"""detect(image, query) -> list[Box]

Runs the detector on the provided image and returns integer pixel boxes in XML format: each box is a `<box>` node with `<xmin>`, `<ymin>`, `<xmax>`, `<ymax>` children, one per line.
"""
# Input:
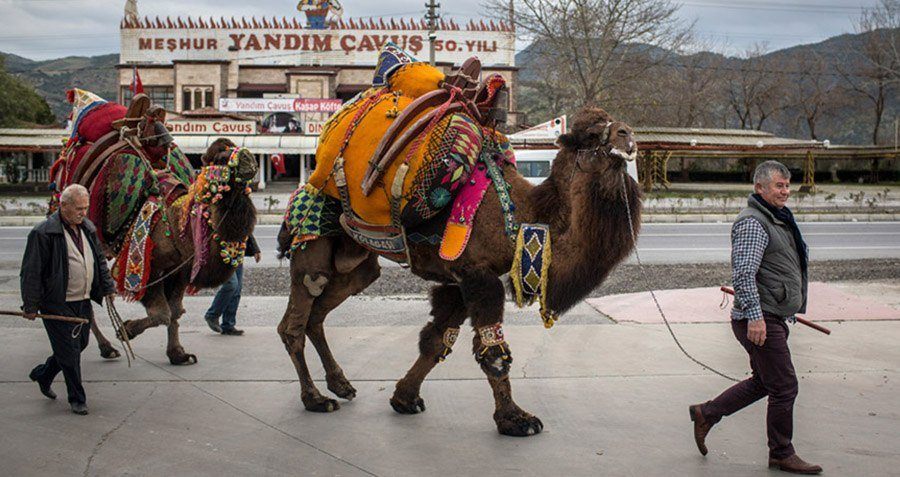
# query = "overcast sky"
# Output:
<box><xmin>0</xmin><ymin>0</ymin><xmax>882</xmax><ymax>61</ymax></box>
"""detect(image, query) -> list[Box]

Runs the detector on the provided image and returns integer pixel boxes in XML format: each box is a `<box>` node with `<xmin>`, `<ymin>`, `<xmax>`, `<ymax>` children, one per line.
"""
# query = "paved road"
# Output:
<box><xmin>3</xmin><ymin>222</ymin><xmax>896</xmax><ymax>271</ymax></box>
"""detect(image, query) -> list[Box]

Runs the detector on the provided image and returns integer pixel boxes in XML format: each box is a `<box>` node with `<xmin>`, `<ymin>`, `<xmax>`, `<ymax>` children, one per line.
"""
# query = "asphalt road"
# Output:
<box><xmin>0</xmin><ymin>222</ymin><xmax>900</xmax><ymax>269</ymax></box>
<box><xmin>3</xmin><ymin>221</ymin><xmax>895</xmax><ymax>270</ymax></box>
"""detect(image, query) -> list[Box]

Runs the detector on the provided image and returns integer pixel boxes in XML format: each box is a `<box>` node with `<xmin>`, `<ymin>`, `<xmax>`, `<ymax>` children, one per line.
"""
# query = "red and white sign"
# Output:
<box><xmin>304</xmin><ymin>121</ymin><xmax>326</xmax><ymax>135</ymax></box>
<box><xmin>168</xmin><ymin>120</ymin><xmax>256</xmax><ymax>135</ymax></box>
<box><xmin>219</xmin><ymin>98</ymin><xmax>343</xmax><ymax>114</ymax></box>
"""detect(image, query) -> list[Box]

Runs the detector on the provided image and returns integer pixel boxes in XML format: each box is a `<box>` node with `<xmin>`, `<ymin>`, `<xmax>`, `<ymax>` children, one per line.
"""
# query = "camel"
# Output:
<box><xmin>90</xmin><ymin>138</ymin><xmax>258</xmax><ymax>364</ymax></box>
<box><xmin>50</xmin><ymin>92</ymin><xmax>258</xmax><ymax>364</ymax></box>
<box><xmin>277</xmin><ymin>106</ymin><xmax>641</xmax><ymax>436</ymax></box>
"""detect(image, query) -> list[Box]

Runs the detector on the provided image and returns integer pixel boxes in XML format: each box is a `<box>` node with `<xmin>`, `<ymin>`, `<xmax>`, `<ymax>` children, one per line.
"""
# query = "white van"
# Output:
<box><xmin>514</xmin><ymin>149</ymin><xmax>555</xmax><ymax>184</ymax></box>
<box><xmin>513</xmin><ymin>147</ymin><xmax>639</xmax><ymax>184</ymax></box>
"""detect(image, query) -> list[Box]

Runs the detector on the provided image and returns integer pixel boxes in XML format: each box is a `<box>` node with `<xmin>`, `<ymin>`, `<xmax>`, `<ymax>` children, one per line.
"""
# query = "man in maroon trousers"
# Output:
<box><xmin>689</xmin><ymin>161</ymin><xmax>822</xmax><ymax>474</ymax></box>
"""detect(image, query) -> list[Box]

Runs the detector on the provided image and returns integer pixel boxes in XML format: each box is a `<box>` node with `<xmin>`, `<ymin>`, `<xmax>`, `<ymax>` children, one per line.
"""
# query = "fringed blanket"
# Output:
<box><xmin>510</xmin><ymin>224</ymin><xmax>557</xmax><ymax>328</ymax></box>
<box><xmin>282</xmin><ymin>183</ymin><xmax>343</xmax><ymax>255</ymax></box>
<box><xmin>114</xmin><ymin>197</ymin><xmax>160</xmax><ymax>301</ymax></box>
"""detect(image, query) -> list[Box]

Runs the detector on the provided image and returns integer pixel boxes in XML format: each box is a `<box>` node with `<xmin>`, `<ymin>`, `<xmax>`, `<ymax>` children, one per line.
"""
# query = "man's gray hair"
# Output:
<box><xmin>60</xmin><ymin>184</ymin><xmax>89</xmax><ymax>204</ymax></box>
<box><xmin>753</xmin><ymin>160</ymin><xmax>791</xmax><ymax>185</ymax></box>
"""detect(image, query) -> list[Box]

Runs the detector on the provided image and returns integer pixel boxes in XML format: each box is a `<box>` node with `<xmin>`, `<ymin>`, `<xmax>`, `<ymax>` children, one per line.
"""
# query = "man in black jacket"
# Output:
<box><xmin>21</xmin><ymin>184</ymin><xmax>116</xmax><ymax>415</ymax></box>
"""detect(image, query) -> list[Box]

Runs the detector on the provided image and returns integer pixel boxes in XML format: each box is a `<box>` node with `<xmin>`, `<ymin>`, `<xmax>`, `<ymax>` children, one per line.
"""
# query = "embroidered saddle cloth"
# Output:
<box><xmin>305</xmin><ymin>44</ymin><xmax>512</xmax><ymax>260</ymax></box>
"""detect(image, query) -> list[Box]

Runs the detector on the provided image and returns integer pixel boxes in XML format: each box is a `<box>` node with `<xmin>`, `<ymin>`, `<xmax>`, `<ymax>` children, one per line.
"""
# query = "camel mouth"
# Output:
<box><xmin>609</xmin><ymin>147</ymin><xmax>637</xmax><ymax>162</ymax></box>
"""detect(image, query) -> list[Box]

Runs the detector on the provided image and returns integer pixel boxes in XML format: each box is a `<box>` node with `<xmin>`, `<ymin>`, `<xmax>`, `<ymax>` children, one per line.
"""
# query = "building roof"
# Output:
<box><xmin>633</xmin><ymin>127</ymin><xmax>821</xmax><ymax>150</ymax></box>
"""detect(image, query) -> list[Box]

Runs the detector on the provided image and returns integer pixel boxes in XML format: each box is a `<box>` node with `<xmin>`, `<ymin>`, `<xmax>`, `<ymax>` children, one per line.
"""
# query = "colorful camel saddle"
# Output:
<box><xmin>298</xmin><ymin>43</ymin><xmax>513</xmax><ymax>262</ymax></box>
<box><xmin>50</xmin><ymin>89</ymin><xmax>195</xmax><ymax>300</ymax></box>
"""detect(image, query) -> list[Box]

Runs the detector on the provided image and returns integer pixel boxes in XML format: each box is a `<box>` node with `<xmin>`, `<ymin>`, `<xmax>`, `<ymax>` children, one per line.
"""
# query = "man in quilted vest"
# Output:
<box><xmin>21</xmin><ymin>184</ymin><xmax>116</xmax><ymax>415</ymax></box>
<box><xmin>689</xmin><ymin>161</ymin><xmax>822</xmax><ymax>474</ymax></box>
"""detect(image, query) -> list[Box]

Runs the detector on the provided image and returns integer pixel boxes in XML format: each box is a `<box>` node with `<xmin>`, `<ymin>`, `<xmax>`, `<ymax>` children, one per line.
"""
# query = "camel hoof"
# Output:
<box><xmin>303</xmin><ymin>395</ymin><xmax>340</xmax><ymax>413</ymax></box>
<box><xmin>168</xmin><ymin>352</ymin><xmax>198</xmax><ymax>365</ymax></box>
<box><xmin>390</xmin><ymin>396</ymin><xmax>426</xmax><ymax>414</ymax></box>
<box><xmin>99</xmin><ymin>345</ymin><xmax>120</xmax><ymax>360</ymax></box>
<box><xmin>326</xmin><ymin>377</ymin><xmax>357</xmax><ymax>401</ymax></box>
<box><xmin>495</xmin><ymin>410</ymin><xmax>544</xmax><ymax>437</ymax></box>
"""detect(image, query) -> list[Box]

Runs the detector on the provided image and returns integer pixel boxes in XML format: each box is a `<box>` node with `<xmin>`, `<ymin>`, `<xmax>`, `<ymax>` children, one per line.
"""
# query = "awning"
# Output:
<box><xmin>0</xmin><ymin>128</ymin><xmax>318</xmax><ymax>155</ymax></box>
<box><xmin>174</xmin><ymin>134</ymin><xmax>319</xmax><ymax>154</ymax></box>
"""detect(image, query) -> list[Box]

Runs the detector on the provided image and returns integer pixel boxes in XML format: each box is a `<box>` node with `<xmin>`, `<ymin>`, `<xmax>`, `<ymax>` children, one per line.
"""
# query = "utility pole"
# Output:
<box><xmin>425</xmin><ymin>0</ymin><xmax>440</xmax><ymax>66</ymax></box>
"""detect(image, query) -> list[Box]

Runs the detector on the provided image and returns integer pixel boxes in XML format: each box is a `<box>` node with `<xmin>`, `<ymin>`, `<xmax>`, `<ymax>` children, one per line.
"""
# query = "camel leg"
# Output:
<box><xmin>90</xmin><ymin>317</ymin><xmax>120</xmax><ymax>359</ymax></box>
<box><xmin>463</xmin><ymin>271</ymin><xmax>543</xmax><ymax>437</ymax></box>
<box><xmin>278</xmin><ymin>237</ymin><xmax>339</xmax><ymax>412</ymax></box>
<box><xmin>120</xmin><ymin>285</ymin><xmax>171</xmax><ymax>342</ymax></box>
<box><xmin>164</xmin><ymin>279</ymin><xmax>195</xmax><ymax>365</ymax></box>
<box><xmin>306</xmin><ymin>252</ymin><xmax>381</xmax><ymax>402</ymax></box>
<box><xmin>391</xmin><ymin>284</ymin><xmax>467</xmax><ymax>414</ymax></box>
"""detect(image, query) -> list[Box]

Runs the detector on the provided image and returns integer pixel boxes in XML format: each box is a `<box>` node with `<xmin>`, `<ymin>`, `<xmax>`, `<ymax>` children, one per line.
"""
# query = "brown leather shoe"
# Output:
<box><xmin>768</xmin><ymin>454</ymin><xmax>823</xmax><ymax>474</ymax></box>
<box><xmin>689</xmin><ymin>404</ymin><xmax>714</xmax><ymax>456</ymax></box>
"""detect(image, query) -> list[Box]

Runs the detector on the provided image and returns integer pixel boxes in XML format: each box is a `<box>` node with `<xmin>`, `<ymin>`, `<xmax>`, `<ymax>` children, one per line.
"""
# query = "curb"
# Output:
<box><xmin>1</xmin><ymin>212</ymin><xmax>897</xmax><ymax>227</ymax></box>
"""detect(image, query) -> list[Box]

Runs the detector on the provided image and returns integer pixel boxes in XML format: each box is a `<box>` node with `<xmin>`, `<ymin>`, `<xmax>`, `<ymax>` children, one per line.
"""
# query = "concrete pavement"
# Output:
<box><xmin>2</xmin><ymin>284</ymin><xmax>899</xmax><ymax>476</ymax></box>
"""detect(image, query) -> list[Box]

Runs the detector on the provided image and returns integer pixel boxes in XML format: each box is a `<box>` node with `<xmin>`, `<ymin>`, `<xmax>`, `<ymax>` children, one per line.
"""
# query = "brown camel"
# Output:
<box><xmin>277</xmin><ymin>107</ymin><xmax>641</xmax><ymax>435</ymax></box>
<box><xmin>87</xmin><ymin>138</ymin><xmax>259</xmax><ymax>364</ymax></box>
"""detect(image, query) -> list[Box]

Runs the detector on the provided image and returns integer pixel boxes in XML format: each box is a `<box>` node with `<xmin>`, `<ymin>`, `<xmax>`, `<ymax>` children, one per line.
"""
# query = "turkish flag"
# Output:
<box><xmin>130</xmin><ymin>66</ymin><xmax>144</xmax><ymax>95</ymax></box>
<box><xmin>271</xmin><ymin>153</ymin><xmax>287</xmax><ymax>175</ymax></box>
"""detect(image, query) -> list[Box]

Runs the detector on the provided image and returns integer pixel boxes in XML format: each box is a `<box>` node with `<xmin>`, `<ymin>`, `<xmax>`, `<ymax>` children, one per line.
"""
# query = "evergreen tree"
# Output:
<box><xmin>0</xmin><ymin>56</ymin><xmax>57</xmax><ymax>127</ymax></box>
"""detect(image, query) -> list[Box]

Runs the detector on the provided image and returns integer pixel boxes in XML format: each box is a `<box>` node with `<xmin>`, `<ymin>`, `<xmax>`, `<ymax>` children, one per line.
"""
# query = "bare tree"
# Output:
<box><xmin>838</xmin><ymin>0</ymin><xmax>899</xmax><ymax>144</ymax></box>
<box><xmin>788</xmin><ymin>54</ymin><xmax>842</xmax><ymax>140</ymax></box>
<box><xmin>724</xmin><ymin>45</ymin><xmax>790</xmax><ymax>130</ymax></box>
<box><xmin>487</xmin><ymin>0</ymin><xmax>693</xmax><ymax>120</ymax></box>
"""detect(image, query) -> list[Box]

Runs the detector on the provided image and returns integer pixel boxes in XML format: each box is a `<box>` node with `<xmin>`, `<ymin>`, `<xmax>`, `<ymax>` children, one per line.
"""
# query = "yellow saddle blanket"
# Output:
<box><xmin>307</xmin><ymin>62</ymin><xmax>449</xmax><ymax>226</ymax></box>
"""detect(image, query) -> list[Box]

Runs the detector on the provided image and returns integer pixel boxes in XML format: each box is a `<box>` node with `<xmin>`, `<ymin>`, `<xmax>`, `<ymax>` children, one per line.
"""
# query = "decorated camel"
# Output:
<box><xmin>277</xmin><ymin>45</ymin><xmax>641</xmax><ymax>435</ymax></box>
<box><xmin>50</xmin><ymin>90</ymin><xmax>258</xmax><ymax>364</ymax></box>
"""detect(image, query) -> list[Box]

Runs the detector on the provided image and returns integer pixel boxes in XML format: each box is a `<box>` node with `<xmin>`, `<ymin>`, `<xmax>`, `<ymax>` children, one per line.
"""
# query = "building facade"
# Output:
<box><xmin>114</xmin><ymin>2</ymin><xmax>517</xmax><ymax>184</ymax></box>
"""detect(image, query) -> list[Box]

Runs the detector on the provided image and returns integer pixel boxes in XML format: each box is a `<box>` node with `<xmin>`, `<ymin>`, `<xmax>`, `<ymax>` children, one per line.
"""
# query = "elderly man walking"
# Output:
<box><xmin>20</xmin><ymin>184</ymin><xmax>116</xmax><ymax>415</ymax></box>
<box><xmin>689</xmin><ymin>161</ymin><xmax>821</xmax><ymax>474</ymax></box>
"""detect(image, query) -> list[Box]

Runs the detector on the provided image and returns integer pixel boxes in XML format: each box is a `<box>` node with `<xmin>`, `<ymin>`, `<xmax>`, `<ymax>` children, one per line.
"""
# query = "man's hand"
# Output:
<box><xmin>254</xmin><ymin>252</ymin><xmax>262</xmax><ymax>263</ymax></box>
<box><xmin>747</xmin><ymin>319</ymin><xmax>766</xmax><ymax>346</ymax></box>
<box><xmin>23</xmin><ymin>312</ymin><xmax>36</xmax><ymax>321</ymax></box>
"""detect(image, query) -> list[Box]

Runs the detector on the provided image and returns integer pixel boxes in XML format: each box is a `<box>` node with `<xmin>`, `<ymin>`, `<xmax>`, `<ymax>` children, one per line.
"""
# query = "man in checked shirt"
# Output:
<box><xmin>688</xmin><ymin>161</ymin><xmax>822</xmax><ymax>475</ymax></box>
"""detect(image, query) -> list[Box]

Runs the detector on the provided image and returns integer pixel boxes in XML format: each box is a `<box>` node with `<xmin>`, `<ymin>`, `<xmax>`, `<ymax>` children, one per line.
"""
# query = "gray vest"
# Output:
<box><xmin>734</xmin><ymin>195</ymin><xmax>808</xmax><ymax>317</ymax></box>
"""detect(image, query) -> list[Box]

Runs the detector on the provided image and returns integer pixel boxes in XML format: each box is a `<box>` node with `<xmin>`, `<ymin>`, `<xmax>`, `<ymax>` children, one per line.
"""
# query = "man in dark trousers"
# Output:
<box><xmin>689</xmin><ymin>161</ymin><xmax>822</xmax><ymax>474</ymax></box>
<box><xmin>21</xmin><ymin>184</ymin><xmax>116</xmax><ymax>415</ymax></box>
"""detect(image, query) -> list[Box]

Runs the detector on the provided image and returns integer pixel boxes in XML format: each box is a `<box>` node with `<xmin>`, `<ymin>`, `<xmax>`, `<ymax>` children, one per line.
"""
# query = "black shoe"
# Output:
<box><xmin>29</xmin><ymin>369</ymin><xmax>56</xmax><ymax>400</ymax></box>
<box><xmin>70</xmin><ymin>402</ymin><xmax>89</xmax><ymax>415</ymax></box>
<box><xmin>221</xmin><ymin>328</ymin><xmax>244</xmax><ymax>336</ymax></box>
<box><xmin>205</xmin><ymin>316</ymin><xmax>222</xmax><ymax>333</ymax></box>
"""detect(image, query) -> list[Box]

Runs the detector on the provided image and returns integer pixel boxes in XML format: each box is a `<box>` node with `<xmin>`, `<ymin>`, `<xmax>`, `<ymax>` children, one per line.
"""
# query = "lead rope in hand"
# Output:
<box><xmin>620</xmin><ymin>172</ymin><xmax>739</xmax><ymax>383</ymax></box>
<box><xmin>105</xmin><ymin>296</ymin><xmax>135</xmax><ymax>367</ymax></box>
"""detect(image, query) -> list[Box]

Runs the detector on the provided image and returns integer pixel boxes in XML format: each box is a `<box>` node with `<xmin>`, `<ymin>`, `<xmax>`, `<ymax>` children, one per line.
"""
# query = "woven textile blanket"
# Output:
<box><xmin>308</xmin><ymin>61</ymin><xmax>461</xmax><ymax>226</ymax></box>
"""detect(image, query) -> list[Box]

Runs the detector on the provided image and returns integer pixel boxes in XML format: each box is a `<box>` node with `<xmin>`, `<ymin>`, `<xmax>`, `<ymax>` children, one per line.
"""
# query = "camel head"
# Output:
<box><xmin>196</xmin><ymin>138</ymin><xmax>258</xmax><ymax>243</ymax></box>
<box><xmin>201</xmin><ymin>137</ymin><xmax>260</xmax><ymax>183</ymax></box>
<box><xmin>556</xmin><ymin>107</ymin><xmax>637</xmax><ymax>176</ymax></box>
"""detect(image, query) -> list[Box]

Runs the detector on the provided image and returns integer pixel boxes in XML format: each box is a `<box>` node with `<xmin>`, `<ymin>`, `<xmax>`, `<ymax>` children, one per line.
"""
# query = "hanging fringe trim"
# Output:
<box><xmin>510</xmin><ymin>223</ymin><xmax>558</xmax><ymax>328</ymax></box>
<box><xmin>115</xmin><ymin>197</ymin><xmax>159</xmax><ymax>301</ymax></box>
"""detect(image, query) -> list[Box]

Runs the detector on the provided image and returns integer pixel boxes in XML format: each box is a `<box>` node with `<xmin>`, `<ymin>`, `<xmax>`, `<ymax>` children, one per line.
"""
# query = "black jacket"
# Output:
<box><xmin>20</xmin><ymin>212</ymin><xmax>116</xmax><ymax>313</ymax></box>
<box><xmin>245</xmin><ymin>234</ymin><xmax>260</xmax><ymax>257</ymax></box>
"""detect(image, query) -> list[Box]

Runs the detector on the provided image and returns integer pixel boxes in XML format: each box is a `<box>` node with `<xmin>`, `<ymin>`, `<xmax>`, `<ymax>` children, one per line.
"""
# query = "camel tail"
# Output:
<box><xmin>276</xmin><ymin>222</ymin><xmax>292</xmax><ymax>260</ymax></box>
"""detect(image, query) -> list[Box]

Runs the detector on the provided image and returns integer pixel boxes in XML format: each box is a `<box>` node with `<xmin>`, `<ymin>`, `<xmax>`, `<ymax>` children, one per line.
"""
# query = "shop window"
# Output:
<box><xmin>121</xmin><ymin>86</ymin><xmax>175</xmax><ymax>110</ymax></box>
<box><xmin>181</xmin><ymin>86</ymin><xmax>215</xmax><ymax>111</ymax></box>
